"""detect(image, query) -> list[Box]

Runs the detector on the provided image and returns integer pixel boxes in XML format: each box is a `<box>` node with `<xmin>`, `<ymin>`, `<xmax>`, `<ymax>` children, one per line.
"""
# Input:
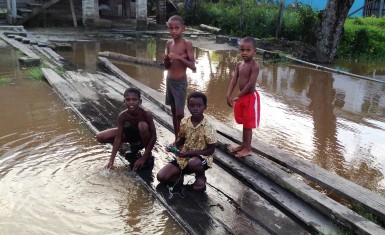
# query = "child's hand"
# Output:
<box><xmin>103</xmin><ymin>160</ymin><xmax>114</xmax><ymax>170</ymax></box>
<box><xmin>162</xmin><ymin>53</ymin><xmax>169</xmax><ymax>60</ymax></box>
<box><xmin>168</xmin><ymin>52</ymin><xmax>183</xmax><ymax>61</ymax></box>
<box><xmin>226</xmin><ymin>96</ymin><xmax>234</xmax><ymax>107</ymax></box>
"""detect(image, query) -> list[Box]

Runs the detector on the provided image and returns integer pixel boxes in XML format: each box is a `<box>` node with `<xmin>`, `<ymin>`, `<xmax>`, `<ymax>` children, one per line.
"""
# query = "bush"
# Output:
<box><xmin>337</xmin><ymin>16</ymin><xmax>385</xmax><ymax>60</ymax></box>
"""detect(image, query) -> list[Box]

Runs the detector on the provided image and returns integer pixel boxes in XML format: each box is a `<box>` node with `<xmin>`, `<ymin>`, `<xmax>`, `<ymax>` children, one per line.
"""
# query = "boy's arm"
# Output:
<box><xmin>133</xmin><ymin>111</ymin><xmax>157</xmax><ymax>170</ymax></box>
<box><xmin>163</xmin><ymin>41</ymin><xmax>171</xmax><ymax>69</ymax></box>
<box><xmin>177</xmin><ymin>143</ymin><xmax>215</xmax><ymax>158</ymax></box>
<box><xmin>141</xmin><ymin>111</ymin><xmax>157</xmax><ymax>160</ymax></box>
<box><xmin>237</xmin><ymin>63</ymin><xmax>259</xmax><ymax>98</ymax></box>
<box><xmin>226</xmin><ymin>62</ymin><xmax>240</xmax><ymax>107</ymax></box>
<box><xmin>105</xmin><ymin>114</ymin><xmax>124</xmax><ymax>169</ymax></box>
<box><xmin>184</xmin><ymin>40</ymin><xmax>196</xmax><ymax>71</ymax></box>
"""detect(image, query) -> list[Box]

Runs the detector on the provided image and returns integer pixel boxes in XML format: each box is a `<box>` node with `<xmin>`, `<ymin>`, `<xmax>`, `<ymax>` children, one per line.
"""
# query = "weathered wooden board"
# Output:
<box><xmin>98</xmin><ymin>51</ymin><xmax>164</xmax><ymax>68</ymax></box>
<box><xmin>43</xmin><ymin>68</ymin><xmax>313</xmax><ymax>235</ymax></box>
<box><xmin>98</xmin><ymin>56</ymin><xmax>385</xmax><ymax>234</ymax></box>
<box><xmin>97</xmin><ymin>56</ymin><xmax>385</xmax><ymax>221</ymax></box>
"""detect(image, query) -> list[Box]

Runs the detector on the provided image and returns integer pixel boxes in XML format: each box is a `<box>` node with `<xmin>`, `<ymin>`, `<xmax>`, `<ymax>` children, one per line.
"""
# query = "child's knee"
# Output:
<box><xmin>138</xmin><ymin>121</ymin><xmax>149</xmax><ymax>132</ymax></box>
<box><xmin>188</xmin><ymin>157</ymin><xmax>203</xmax><ymax>171</ymax></box>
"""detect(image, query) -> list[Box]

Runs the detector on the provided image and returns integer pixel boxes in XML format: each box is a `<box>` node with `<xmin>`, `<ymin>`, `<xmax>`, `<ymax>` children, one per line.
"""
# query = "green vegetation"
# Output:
<box><xmin>182</xmin><ymin>1</ymin><xmax>317</xmax><ymax>43</ymax></box>
<box><xmin>0</xmin><ymin>76</ymin><xmax>11</xmax><ymax>84</ymax></box>
<box><xmin>26</xmin><ymin>67</ymin><xmax>44</xmax><ymax>80</ymax></box>
<box><xmin>353</xmin><ymin>203</ymin><xmax>385</xmax><ymax>226</ymax></box>
<box><xmin>181</xmin><ymin>0</ymin><xmax>385</xmax><ymax>60</ymax></box>
<box><xmin>337</xmin><ymin>16</ymin><xmax>385</xmax><ymax>60</ymax></box>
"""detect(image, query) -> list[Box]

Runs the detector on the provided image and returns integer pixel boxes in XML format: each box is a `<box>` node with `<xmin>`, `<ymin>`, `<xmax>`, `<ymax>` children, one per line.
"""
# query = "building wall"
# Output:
<box><xmin>285</xmin><ymin>0</ymin><xmax>366</xmax><ymax>17</ymax></box>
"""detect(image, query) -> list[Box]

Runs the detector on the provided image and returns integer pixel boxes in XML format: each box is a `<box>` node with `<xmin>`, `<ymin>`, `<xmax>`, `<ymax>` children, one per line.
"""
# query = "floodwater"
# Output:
<box><xmin>0</xmin><ymin>46</ymin><xmax>184</xmax><ymax>234</ymax></box>
<box><xmin>57</xmin><ymin>38</ymin><xmax>385</xmax><ymax>194</ymax></box>
<box><xmin>1</xmin><ymin>37</ymin><xmax>385</xmax><ymax>233</ymax></box>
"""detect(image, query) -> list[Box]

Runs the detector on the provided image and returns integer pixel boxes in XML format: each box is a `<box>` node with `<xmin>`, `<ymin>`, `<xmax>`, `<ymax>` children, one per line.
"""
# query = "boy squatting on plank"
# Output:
<box><xmin>96</xmin><ymin>87</ymin><xmax>157</xmax><ymax>170</ymax></box>
<box><xmin>157</xmin><ymin>92</ymin><xmax>217</xmax><ymax>191</ymax></box>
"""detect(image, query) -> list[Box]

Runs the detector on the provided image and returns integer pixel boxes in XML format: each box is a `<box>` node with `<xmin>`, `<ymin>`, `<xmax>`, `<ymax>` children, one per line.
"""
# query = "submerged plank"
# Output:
<box><xmin>98</xmin><ymin>56</ymin><xmax>385</xmax><ymax>234</ymax></box>
<box><xmin>100</xmin><ymin>55</ymin><xmax>385</xmax><ymax>220</ymax></box>
<box><xmin>44</xmin><ymin>68</ymin><xmax>313</xmax><ymax>234</ymax></box>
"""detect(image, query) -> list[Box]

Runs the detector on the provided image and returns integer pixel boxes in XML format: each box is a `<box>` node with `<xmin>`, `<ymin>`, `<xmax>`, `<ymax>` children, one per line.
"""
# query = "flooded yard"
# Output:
<box><xmin>0</xmin><ymin>46</ymin><xmax>184</xmax><ymax>234</ymax></box>
<box><xmin>57</xmin><ymin>38</ymin><xmax>385</xmax><ymax>194</ymax></box>
<box><xmin>1</xmin><ymin>34</ymin><xmax>385</xmax><ymax>233</ymax></box>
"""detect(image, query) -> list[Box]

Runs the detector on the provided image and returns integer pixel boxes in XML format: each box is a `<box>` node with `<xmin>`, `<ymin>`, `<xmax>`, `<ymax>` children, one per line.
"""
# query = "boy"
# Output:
<box><xmin>96</xmin><ymin>87</ymin><xmax>157</xmax><ymax>170</ymax></box>
<box><xmin>162</xmin><ymin>15</ymin><xmax>196</xmax><ymax>140</ymax></box>
<box><xmin>226</xmin><ymin>37</ymin><xmax>260</xmax><ymax>158</ymax></box>
<box><xmin>157</xmin><ymin>92</ymin><xmax>216</xmax><ymax>191</ymax></box>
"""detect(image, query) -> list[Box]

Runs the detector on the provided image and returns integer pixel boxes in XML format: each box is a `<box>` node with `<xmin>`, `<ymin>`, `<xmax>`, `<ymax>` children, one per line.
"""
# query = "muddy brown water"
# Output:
<box><xmin>56</xmin><ymin>39</ymin><xmax>385</xmax><ymax>193</ymax></box>
<box><xmin>0</xmin><ymin>46</ymin><xmax>184</xmax><ymax>234</ymax></box>
<box><xmin>1</xmin><ymin>38</ymin><xmax>385</xmax><ymax>233</ymax></box>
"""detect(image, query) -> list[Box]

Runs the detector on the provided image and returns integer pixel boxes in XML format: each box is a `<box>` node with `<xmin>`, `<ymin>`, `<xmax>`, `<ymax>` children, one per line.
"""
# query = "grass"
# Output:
<box><xmin>26</xmin><ymin>67</ymin><xmax>44</xmax><ymax>80</ymax></box>
<box><xmin>0</xmin><ymin>76</ymin><xmax>11</xmax><ymax>84</ymax></box>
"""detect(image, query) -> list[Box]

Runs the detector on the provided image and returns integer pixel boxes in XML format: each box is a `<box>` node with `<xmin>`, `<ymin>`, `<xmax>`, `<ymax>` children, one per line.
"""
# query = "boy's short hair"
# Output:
<box><xmin>124</xmin><ymin>87</ymin><xmax>141</xmax><ymax>99</ymax></box>
<box><xmin>167</xmin><ymin>15</ymin><xmax>184</xmax><ymax>25</ymax></box>
<box><xmin>241</xmin><ymin>36</ymin><xmax>257</xmax><ymax>48</ymax></box>
<box><xmin>187</xmin><ymin>92</ymin><xmax>207</xmax><ymax>106</ymax></box>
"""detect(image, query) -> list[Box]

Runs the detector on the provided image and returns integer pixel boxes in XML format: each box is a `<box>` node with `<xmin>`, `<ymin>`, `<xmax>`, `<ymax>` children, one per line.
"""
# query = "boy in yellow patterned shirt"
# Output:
<box><xmin>157</xmin><ymin>92</ymin><xmax>216</xmax><ymax>191</ymax></box>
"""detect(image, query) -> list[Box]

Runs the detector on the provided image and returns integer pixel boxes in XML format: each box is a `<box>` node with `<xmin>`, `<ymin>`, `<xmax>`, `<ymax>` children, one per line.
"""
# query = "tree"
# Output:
<box><xmin>316</xmin><ymin>0</ymin><xmax>355</xmax><ymax>63</ymax></box>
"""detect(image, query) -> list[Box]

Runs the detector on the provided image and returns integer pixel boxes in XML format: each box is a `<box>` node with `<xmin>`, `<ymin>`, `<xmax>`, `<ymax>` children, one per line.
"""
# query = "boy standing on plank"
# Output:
<box><xmin>162</xmin><ymin>15</ymin><xmax>196</xmax><ymax>140</ymax></box>
<box><xmin>226</xmin><ymin>37</ymin><xmax>261</xmax><ymax>158</ymax></box>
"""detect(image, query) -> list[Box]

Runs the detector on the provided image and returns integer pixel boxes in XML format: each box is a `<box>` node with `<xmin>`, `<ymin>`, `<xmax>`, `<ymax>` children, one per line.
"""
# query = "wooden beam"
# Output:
<box><xmin>69</xmin><ymin>0</ymin><xmax>77</xmax><ymax>27</ymax></box>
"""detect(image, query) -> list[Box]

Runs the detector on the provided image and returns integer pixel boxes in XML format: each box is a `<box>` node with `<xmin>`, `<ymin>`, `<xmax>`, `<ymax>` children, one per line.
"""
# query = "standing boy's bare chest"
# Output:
<box><xmin>169</xmin><ymin>41</ymin><xmax>187</xmax><ymax>56</ymax></box>
<box><xmin>238</xmin><ymin>63</ymin><xmax>252</xmax><ymax>78</ymax></box>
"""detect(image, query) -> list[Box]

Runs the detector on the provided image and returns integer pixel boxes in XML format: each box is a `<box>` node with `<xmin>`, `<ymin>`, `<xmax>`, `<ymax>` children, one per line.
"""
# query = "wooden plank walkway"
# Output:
<box><xmin>42</xmin><ymin>68</ymin><xmax>319</xmax><ymax>235</ymax></box>
<box><xmin>2</xmin><ymin>27</ymin><xmax>385</xmax><ymax>234</ymax></box>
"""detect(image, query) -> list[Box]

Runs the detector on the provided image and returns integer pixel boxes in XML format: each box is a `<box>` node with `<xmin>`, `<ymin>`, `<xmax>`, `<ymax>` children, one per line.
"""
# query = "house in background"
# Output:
<box><xmin>286</xmin><ymin>0</ymin><xmax>385</xmax><ymax>17</ymax></box>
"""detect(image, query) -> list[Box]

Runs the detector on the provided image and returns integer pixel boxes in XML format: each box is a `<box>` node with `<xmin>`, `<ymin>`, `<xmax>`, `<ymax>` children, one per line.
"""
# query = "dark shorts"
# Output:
<box><xmin>170</xmin><ymin>155</ymin><xmax>209</xmax><ymax>175</ymax></box>
<box><xmin>124</xmin><ymin>121</ymin><xmax>142</xmax><ymax>144</ymax></box>
<box><xmin>165</xmin><ymin>77</ymin><xmax>187</xmax><ymax>109</ymax></box>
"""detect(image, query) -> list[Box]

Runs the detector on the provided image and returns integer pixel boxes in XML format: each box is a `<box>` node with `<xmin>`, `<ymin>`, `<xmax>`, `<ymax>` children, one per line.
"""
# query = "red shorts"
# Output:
<box><xmin>233</xmin><ymin>91</ymin><xmax>260</xmax><ymax>129</ymax></box>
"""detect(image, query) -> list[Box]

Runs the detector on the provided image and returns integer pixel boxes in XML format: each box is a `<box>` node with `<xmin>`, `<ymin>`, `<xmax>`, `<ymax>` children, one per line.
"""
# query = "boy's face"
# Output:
<box><xmin>239</xmin><ymin>41</ymin><xmax>256</xmax><ymax>61</ymax></box>
<box><xmin>187</xmin><ymin>97</ymin><xmax>206</xmax><ymax>118</ymax></box>
<box><xmin>123</xmin><ymin>92</ymin><xmax>141</xmax><ymax>111</ymax></box>
<box><xmin>167</xmin><ymin>20</ymin><xmax>185</xmax><ymax>39</ymax></box>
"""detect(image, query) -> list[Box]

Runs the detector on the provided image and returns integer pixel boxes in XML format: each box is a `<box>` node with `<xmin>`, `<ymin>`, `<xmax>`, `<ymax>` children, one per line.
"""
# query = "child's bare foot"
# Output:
<box><xmin>192</xmin><ymin>176</ymin><xmax>206</xmax><ymax>191</ymax></box>
<box><xmin>228</xmin><ymin>145</ymin><xmax>244</xmax><ymax>153</ymax></box>
<box><xmin>235</xmin><ymin>149</ymin><xmax>252</xmax><ymax>158</ymax></box>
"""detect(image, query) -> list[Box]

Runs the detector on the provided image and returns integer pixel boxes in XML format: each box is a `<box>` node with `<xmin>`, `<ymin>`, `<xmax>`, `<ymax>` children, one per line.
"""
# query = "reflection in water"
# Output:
<box><xmin>0</xmin><ymin>46</ymin><xmax>184</xmax><ymax>234</ymax></box>
<box><xmin>58</xmin><ymin>39</ymin><xmax>385</xmax><ymax>194</ymax></box>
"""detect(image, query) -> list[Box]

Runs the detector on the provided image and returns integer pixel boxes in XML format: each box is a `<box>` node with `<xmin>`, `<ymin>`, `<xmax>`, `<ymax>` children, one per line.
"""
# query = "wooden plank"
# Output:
<box><xmin>98</xmin><ymin>56</ymin><xmax>385</xmax><ymax>234</ymax></box>
<box><xmin>98</xmin><ymin>51</ymin><xmax>164</xmax><ymax>68</ymax></box>
<box><xmin>0</xmin><ymin>32</ymin><xmax>39</xmax><ymax>59</ymax></box>
<box><xmin>43</xmin><ymin>68</ymin><xmax>313</xmax><ymax>235</ymax></box>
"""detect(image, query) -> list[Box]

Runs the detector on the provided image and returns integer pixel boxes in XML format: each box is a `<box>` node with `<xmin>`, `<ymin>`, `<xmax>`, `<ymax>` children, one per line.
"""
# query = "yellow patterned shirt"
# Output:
<box><xmin>176</xmin><ymin>116</ymin><xmax>217</xmax><ymax>169</ymax></box>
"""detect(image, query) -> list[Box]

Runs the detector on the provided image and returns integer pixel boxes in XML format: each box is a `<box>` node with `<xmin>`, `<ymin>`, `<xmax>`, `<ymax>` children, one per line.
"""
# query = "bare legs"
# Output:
<box><xmin>96</xmin><ymin>121</ymin><xmax>150</xmax><ymax>147</ymax></box>
<box><xmin>171</xmin><ymin>105</ymin><xmax>184</xmax><ymax>140</ymax></box>
<box><xmin>228</xmin><ymin>127</ymin><xmax>253</xmax><ymax>158</ymax></box>
<box><xmin>157</xmin><ymin>156</ymin><xmax>206</xmax><ymax>191</ymax></box>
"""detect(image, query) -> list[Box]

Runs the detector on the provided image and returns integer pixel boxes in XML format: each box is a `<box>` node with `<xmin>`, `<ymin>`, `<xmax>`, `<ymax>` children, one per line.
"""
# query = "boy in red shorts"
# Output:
<box><xmin>226</xmin><ymin>36</ymin><xmax>260</xmax><ymax>158</ymax></box>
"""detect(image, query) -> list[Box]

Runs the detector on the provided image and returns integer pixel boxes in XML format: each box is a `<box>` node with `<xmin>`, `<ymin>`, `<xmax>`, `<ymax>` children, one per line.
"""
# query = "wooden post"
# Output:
<box><xmin>11</xmin><ymin>0</ymin><xmax>16</xmax><ymax>24</ymax></box>
<box><xmin>380</xmin><ymin>0</ymin><xmax>384</xmax><ymax>17</ymax></box>
<box><xmin>69</xmin><ymin>0</ymin><xmax>78</xmax><ymax>27</ymax></box>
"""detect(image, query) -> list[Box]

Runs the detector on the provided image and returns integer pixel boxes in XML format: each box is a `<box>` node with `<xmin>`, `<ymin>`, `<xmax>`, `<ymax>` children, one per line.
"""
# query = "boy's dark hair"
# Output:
<box><xmin>187</xmin><ymin>92</ymin><xmax>207</xmax><ymax>106</ymax></box>
<box><xmin>124</xmin><ymin>87</ymin><xmax>141</xmax><ymax>99</ymax></box>
<box><xmin>167</xmin><ymin>15</ymin><xmax>184</xmax><ymax>25</ymax></box>
<box><xmin>241</xmin><ymin>36</ymin><xmax>257</xmax><ymax>48</ymax></box>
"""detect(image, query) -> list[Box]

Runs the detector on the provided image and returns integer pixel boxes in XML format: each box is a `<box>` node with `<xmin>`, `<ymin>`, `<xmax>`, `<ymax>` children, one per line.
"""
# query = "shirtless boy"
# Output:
<box><xmin>226</xmin><ymin>37</ymin><xmax>261</xmax><ymax>158</ymax></box>
<box><xmin>163</xmin><ymin>15</ymin><xmax>196</xmax><ymax>139</ymax></box>
<box><xmin>96</xmin><ymin>88</ymin><xmax>157</xmax><ymax>170</ymax></box>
